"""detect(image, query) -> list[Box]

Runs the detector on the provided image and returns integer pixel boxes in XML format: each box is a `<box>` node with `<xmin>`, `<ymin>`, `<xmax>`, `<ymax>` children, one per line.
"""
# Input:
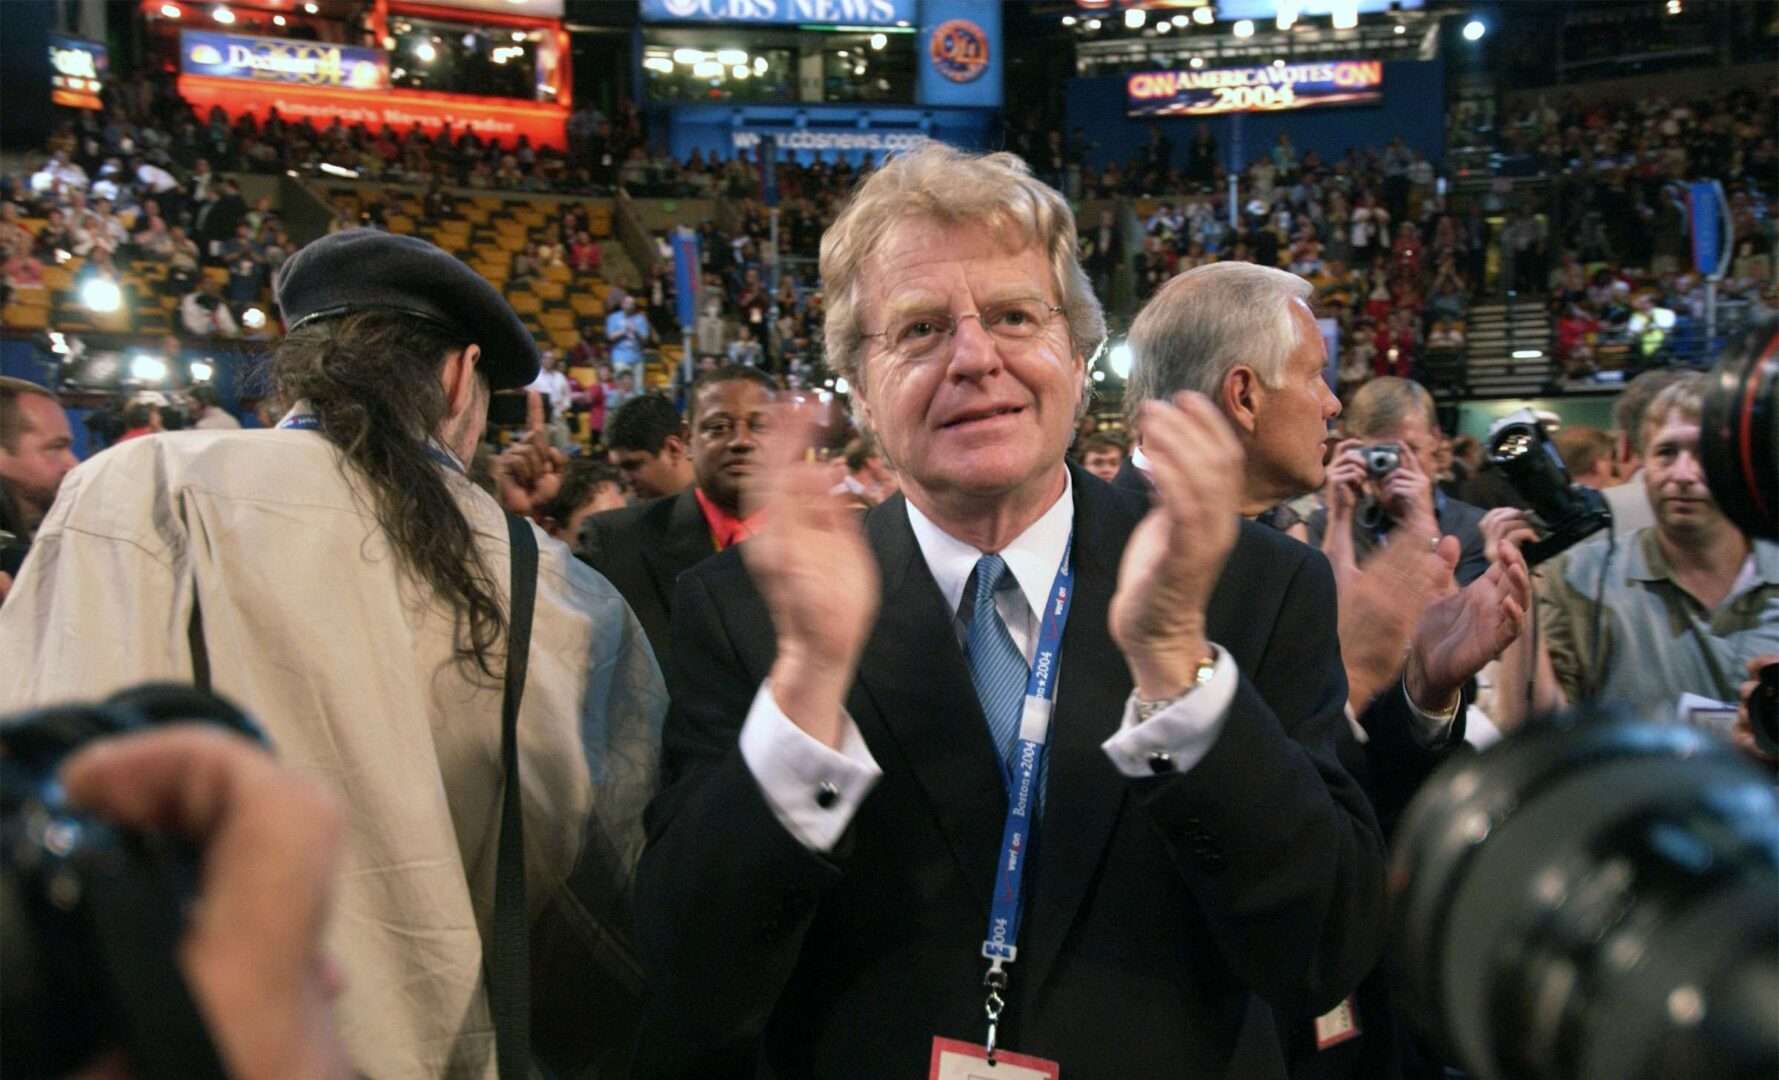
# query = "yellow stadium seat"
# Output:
<box><xmin>508</xmin><ymin>292</ymin><xmax>540</xmax><ymax>315</ymax></box>
<box><xmin>549</xmin><ymin>328</ymin><xmax>580</xmax><ymax>350</ymax></box>
<box><xmin>569</xmin><ymin>366</ymin><xmax>597</xmax><ymax>384</ymax></box>
<box><xmin>2</xmin><ymin>303</ymin><xmax>49</xmax><ymax>329</ymax></box>
<box><xmin>532</xmin><ymin>280</ymin><xmax>564</xmax><ymax>302</ymax></box>
<box><xmin>387</xmin><ymin>216</ymin><xmax>414</xmax><ymax>235</ymax></box>
<box><xmin>543</xmin><ymin>263</ymin><xmax>571</xmax><ymax>283</ymax></box>
<box><xmin>539</xmin><ymin>309</ymin><xmax>574</xmax><ymax>330</ymax></box>
<box><xmin>496</xmin><ymin>233</ymin><xmax>526</xmax><ymax>252</ymax></box>
<box><xmin>569</xmin><ymin>293</ymin><xmax>603</xmax><ymax>316</ymax></box>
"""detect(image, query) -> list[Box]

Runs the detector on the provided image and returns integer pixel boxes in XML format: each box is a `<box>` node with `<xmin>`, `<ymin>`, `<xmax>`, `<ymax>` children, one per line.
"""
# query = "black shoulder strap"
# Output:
<box><xmin>492</xmin><ymin>512</ymin><xmax>538</xmax><ymax>1080</ymax></box>
<box><xmin>188</xmin><ymin>593</ymin><xmax>210</xmax><ymax>692</ymax></box>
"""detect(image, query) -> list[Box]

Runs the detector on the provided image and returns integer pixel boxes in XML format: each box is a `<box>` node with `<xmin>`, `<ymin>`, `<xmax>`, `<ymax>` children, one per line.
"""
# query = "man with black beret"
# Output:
<box><xmin>0</xmin><ymin>229</ymin><xmax>666</xmax><ymax>1078</ymax></box>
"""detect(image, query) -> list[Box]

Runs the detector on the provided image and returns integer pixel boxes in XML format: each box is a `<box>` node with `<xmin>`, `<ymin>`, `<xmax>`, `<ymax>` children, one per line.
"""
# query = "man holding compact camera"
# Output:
<box><xmin>1306</xmin><ymin>377</ymin><xmax>1491</xmax><ymax>588</ymax></box>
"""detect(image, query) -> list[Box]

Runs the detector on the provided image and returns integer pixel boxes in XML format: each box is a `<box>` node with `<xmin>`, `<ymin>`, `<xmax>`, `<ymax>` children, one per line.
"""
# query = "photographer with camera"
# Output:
<box><xmin>0</xmin><ymin>230</ymin><xmax>666</xmax><ymax>1078</ymax></box>
<box><xmin>1489</xmin><ymin>374</ymin><xmax>1779</xmax><ymax>735</ymax></box>
<box><xmin>0</xmin><ymin>377</ymin><xmax>78</xmax><ymax>605</ymax></box>
<box><xmin>1307</xmin><ymin>377</ymin><xmax>1491</xmax><ymax>588</ymax></box>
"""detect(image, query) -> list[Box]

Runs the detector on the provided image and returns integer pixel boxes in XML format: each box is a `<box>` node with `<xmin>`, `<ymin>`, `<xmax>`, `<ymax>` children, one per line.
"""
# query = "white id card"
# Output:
<box><xmin>929</xmin><ymin>1037</ymin><xmax>1060</xmax><ymax>1080</ymax></box>
<box><xmin>1315</xmin><ymin>995</ymin><xmax>1362</xmax><ymax>1051</ymax></box>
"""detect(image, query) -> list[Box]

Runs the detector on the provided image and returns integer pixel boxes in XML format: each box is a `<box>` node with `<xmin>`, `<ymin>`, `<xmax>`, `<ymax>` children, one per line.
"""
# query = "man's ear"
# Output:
<box><xmin>1222</xmin><ymin>365</ymin><xmax>1262</xmax><ymax>437</ymax></box>
<box><xmin>444</xmin><ymin>344</ymin><xmax>483</xmax><ymax>418</ymax></box>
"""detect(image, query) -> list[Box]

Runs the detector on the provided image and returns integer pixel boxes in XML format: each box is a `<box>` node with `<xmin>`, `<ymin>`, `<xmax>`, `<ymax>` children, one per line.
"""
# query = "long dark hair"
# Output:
<box><xmin>271</xmin><ymin>311</ymin><xmax>506</xmax><ymax>679</ymax></box>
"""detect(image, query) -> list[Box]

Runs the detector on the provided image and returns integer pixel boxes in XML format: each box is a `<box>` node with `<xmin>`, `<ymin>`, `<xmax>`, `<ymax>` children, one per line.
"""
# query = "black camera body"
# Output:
<box><xmin>1</xmin><ymin>685</ymin><xmax>262</xmax><ymax>1079</ymax></box>
<box><xmin>1487</xmin><ymin>408</ymin><xmax>1613</xmax><ymax>567</ymax></box>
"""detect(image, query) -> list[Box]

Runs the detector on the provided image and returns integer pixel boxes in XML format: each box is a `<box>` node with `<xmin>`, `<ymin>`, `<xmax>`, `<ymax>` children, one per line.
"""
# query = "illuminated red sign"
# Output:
<box><xmin>176</xmin><ymin>75</ymin><xmax>568</xmax><ymax>150</ymax></box>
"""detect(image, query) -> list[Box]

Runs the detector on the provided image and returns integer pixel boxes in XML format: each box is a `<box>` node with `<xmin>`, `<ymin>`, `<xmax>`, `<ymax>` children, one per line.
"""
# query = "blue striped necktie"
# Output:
<box><xmin>966</xmin><ymin>554</ymin><xmax>1029</xmax><ymax>779</ymax></box>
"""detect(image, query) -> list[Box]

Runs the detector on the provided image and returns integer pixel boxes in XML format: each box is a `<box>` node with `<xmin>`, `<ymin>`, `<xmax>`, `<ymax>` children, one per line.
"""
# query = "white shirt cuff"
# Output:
<box><xmin>1403</xmin><ymin>677</ymin><xmax>1462</xmax><ymax>748</ymax></box>
<box><xmin>1101</xmin><ymin>646</ymin><xmax>1238</xmax><ymax>777</ymax></box>
<box><xmin>738</xmin><ymin>678</ymin><xmax>882</xmax><ymax>853</ymax></box>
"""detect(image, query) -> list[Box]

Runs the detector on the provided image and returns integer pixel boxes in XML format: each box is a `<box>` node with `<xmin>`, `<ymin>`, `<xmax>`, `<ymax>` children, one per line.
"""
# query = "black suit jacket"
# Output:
<box><xmin>635</xmin><ymin>465</ymin><xmax>1387</xmax><ymax>1079</ymax></box>
<box><xmin>1304</xmin><ymin>492</ymin><xmax>1490</xmax><ymax>588</ymax></box>
<box><xmin>575</xmin><ymin>489</ymin><xmax>714</xmax><ymax>676</ymax></box>
<box><xmin>1115</xmin><ymin>459</ymin><xmax>1467</xmax><ymax>1080</ymax></box>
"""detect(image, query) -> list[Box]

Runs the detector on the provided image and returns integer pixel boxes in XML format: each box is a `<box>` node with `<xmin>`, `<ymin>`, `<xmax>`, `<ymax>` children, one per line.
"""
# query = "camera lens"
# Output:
<box><xmin>1391</xmin><ymin>709</ymin><xmax>1779</xmax><ymax>1080</ymax></box>
<box><xmin>1700</xmin><ymin>318</ymin><xmax>1777</xmax><ymax>541</ymax></box>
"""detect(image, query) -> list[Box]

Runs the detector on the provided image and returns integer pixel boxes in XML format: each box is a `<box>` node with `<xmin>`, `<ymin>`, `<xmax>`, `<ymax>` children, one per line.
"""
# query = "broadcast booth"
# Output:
<box><xmin>141</xmin><ymin>0</ymin><xmax>573</xmax><ymax>150</ymax></box>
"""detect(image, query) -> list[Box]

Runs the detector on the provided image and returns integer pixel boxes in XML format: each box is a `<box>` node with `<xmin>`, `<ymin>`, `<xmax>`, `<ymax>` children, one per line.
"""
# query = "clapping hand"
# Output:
<box><xmin>492</xmin><ymin>433</ymin><xmax>566</xmax><ymax>519</ymax></box>
<box><xmin>1407</xmin><ymin>539</ymin><xmax>1532</xmax><ymax>709</ymax></box>
<box><xmin>744</xmin><ymin>399</ymin><xmax>880</xmax><ymax>748</ymax></box>
<box><xmin>1109</xmin><ymin>393</ymin><xmax>1243</xmax><ymax>698</ymax></box>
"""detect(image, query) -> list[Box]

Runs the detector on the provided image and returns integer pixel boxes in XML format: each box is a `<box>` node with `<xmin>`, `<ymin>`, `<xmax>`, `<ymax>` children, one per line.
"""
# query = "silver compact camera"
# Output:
<box><xmin>1361</xmin><ymin>442</ymin><xmax>1403</xmax><ymax>477</ymax></box>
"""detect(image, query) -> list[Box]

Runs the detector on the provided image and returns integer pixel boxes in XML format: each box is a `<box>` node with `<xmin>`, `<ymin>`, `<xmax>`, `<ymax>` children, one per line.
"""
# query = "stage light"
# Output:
<box><xmin>1109</xmin><ymin>342</ymin><xmax>1133</xmax><ymax>379</ymax></box>
<box><xmin>1157</xmin><ymin>22</ymin><xmax>1171</xmax><ymax>33</ymax></box>
<box><xmin>160</xmin><ymin>3</ymin><xmax>182</xmax><ymax>18</ymax></box>
<box><xmin>1233</xmin><ymin>20</ymin><xmax>1255</xmax><ymax>38</ymax></box>
<box><xmin>870</xmin><ymin>33</ymin><xmax>887</xmax><ymax>49</ymax></box>
<box><xmin>1061</xmin><ymin>15</ymin><xmax>1076</xmax><ymax>27</ymax></box>
<box><xmin>1189</xmin><ymin>56</ymin><xmax>1205</xmax><ymax>68</ymax></box>
<box><xmin>189</xmin><ymin>360</ymin><xmax>215</xmax><ymax>382</ymax></box>
<box><xmin>732</xmin><ymin>65</ymin><xmax>749</xmax><ymax>79</ymax></box>
<box><xmin>211</xmin><ymin>5</ymin><xmax>234</xmax><ymax>24</ymax></box>
<box><xmin>643</xmin><ymin>57</ymin><xmax>673</xmax><ymax>73</ymax></box>
<box><xmin>303</xmin><ymin>2</ymin><xmax>318</xmax><ymax>12</ymax></box>
<box><xmin>81</xmin><ymin>277</ymin><xmax>121</xmax><ymax>313</ymax></box>
<box><xmin>1085</xmin><ymin>18</ymin><xmax>1101</xmax><ymax>30</ymax></box>
<box><xmin>716</xmin><ymin>48</ymin><xmax>747</xmax><ymax>65</ymax></box>
<box><xmin>1331</xmin><ymin>0</ymin><xmax>1359</xmax><ymax>30</ymax></box>
<box><xmin>1194</xmin><ymin>7</ymin><xmax>1214</xmax><ymax>25</ymax></box>
<box><xmin>131</xmin><ymin>354</ymin><xmax>168</xmax><ymax>383</ymax></box>
<box><xmin>1171</xmin><ymin>15</ymin><xmax>1187</xmax><ymax>28</ymax></box>
<box><xmin>1394</xmin><ymin>23</ymin><xmax>1407</xmax><ymax>34</ymax></box>
<box><xmin>753</xmin><ymin>55</ymin><xmax>767</xmax><ymax>73</ymax></box>
<box><xmin>834</xmin><ymin>376</ymin><xmax>850</xmax><ymax>395</ymax></box>
<box><xmin>1124</xmin><ymin>8</ymin><xmax>1146</xmax><ymax>29</ymax></box>
<box><xmin>242</xmin><ymin>307</ymin><xmax>267</xmax><ymax>330</ymax></box>
<box><xmin>693</xmin><ymin>60</ymin><xmax>723</xmax><ymax>78</ymax></box>
<box><xmin>1463</xmin><ymin>19</ymin><xmax>1486</xmax><ymax>41</ymax></box>
<box><xmin>273</xmin><ymin>13</ymin><xmax>286</xmax><ymax>25</ymax></box>
<box><xmin>1273</xmin><ymin>58</ymin><xmax>1286</xmax><ymax>68</ymax></box>
<box><xmin>672</xmin><ymin>48</ymin><xmax>705</xmax><ymax>65</ymax></box>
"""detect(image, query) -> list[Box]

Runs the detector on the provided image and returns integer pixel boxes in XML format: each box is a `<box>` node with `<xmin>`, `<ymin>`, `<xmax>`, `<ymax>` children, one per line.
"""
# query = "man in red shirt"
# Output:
<box><xmin>576</xmin><ymin>365</ymin><xmax>775</xmax><ymax>672</ymax></box>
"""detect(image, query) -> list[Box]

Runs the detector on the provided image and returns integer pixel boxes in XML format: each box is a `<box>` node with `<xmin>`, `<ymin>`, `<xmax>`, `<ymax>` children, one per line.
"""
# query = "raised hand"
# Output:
<box><xmin>1110</xmin><ymin>393</ymin><xmax>1243</xmax><ymax>698</ymax></box>
<box><xmin>1408</xmin><ymin>539</ymin><xmax>1533</xmax><ymax>709</ymax></box>
<box><xmin>743</xmin><ymin>399</ymin><xmax>881</xmax><ymax>748</ymax></box>
<box><xmin>492</xmin><ymin>432</ymin><xmax>566</xmax><ymax>519</ymax></box>
<box><xmin>1337</xmin><ymin>530</ymin><xmax>1459</xmax><ymax>714</ymax></box>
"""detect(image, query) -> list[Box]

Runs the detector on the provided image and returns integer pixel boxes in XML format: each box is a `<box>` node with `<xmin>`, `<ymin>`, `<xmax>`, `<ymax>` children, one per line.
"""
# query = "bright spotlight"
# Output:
<box><xmin>273</xmin><ymin>13</ymin><xmax>286</xmax><ymax>25</ymax></box>
<box><xmin>81</xmin><ymin>276</ymin><xmax>121</xmax><ymax>313</ymax></box>
<box><xmin>834</xmin><ymin>377</ymin><xmax>850</xmax><ymax>395</ymax></box>
<box><xmin>731</xmin><ymin>65</ymin><xmax>749</xmax><ymax>79</ymax></box>
<box><xmin>1233</xmin><ymin>19</ymin><xmax>1255</xmax><ymax>38</ymax></box>
<box><xmin>1331</xmin><ymin>0</ymin><xmax>1359</xmax><ymax>30</ymax></box>
<box><xmin>1156</xmin><ymin>22</ymin><xmax>1171</xmax><ymax>33</ymax></box>
<box><xmin>242</xmin><ymin>307</ymin><xmax>267</xmax><ymax>330</ymax></box>
<box><xmin>1171</xmin><ymin>14</ymin><xmax>1187</xmax><ymax>27</ymax></box>
<box><xmin>1085</xmin><ymin>18</ymin><xmax>1101</xmax><ymax>30</ymax></box>
<box><xmin>1273</xmin><ymin>58</ymin><xmax>1286</xmax><ymax>68</ymax></box>
<box><xmin>1462</xmin><ymin>19</ymin><xmax>1486</xmax><ymax>41</ymax></box>
<box><xmin>131</xmin><ymin>355</ymin><xmax>168</xmax><ymax>383</ymax></box>
<box><xmin>160</xmin><ymin>3</ymin><xmax>182</xmax><ymax>17</ymax></box>
<box><xmin>1393</xmin><ymin>23</ymin><xmax>1407</xmax><ymax>34</ymax></box>
<box><xmin>189</xmin><ymin>360</ymin><xmax>215</xmax><ymax>382</ymax></box>
<box><xmin>1193</xmin><ymin>7</ymin><xmax>1214</xmax><ymax>25</ymax></box>
<box><xmin>1124</xmin><ymin>8</ymin><xmax>1146</xmax><ymax>29</ymax></box>
<box><xmin>672</xmin><ymin>48</ymin><xmax>705</xmax><ymax>65</ymax></box>
<box><xmin>1277</xmin><ymin>12</ymin><xmax>1296</xmax><ymax>31</ymax></box>
<box><xmin>1061</xmin><ymin>15</ymin><xmax>1076</xmax><ymax>27</ymax></box>
<box><xmin>1092</xmin><ymin>369</ymin><xmax>1107</xmax><ymax>383</ymax></box>
<box><xmin>303</xmin><ymin>2</ymin><xmax>318</xmax><ymax>12</ymax></box>
<box><xmin>211</xmin><ymin>5</ymin><xmax>234</xmax><ymax>25</ymax></box>
<box><xmin>643</xmin><ymin>56</ymin><xmax>674</xmax><ymax>73</ymax></box>
<box><xmin>869</xmin><ymin>33</ymin><xmax>887</xmax><ymax>49</ymax></box>
<box><xmin>752</xmin><ymin>55</ymin><xmax>767</xmax><ymax>73</ymax></box>
<box><xmin>716</xmin><ymin>48</ymin><xmax>747</xmax><ymax>65</ymax></box>
<box><xmin>693</xmin><ymin>60</ymin><xmax>723</xmax><ymax>78</ymax></box>
<box><xmin>1189</xmin><ymin>56</ymin><xmax>1205</xmax><ymax>69</ymax></box>
<box><xmin>1108</xmin><ymin>342</ymin><xmax>1133</xmax><ymax>380</ymax></box>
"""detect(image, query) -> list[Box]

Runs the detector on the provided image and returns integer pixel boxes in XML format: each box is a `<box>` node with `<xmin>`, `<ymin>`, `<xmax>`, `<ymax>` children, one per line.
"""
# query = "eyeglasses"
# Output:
<box><xmin>859</xmin><ymin>298</ymin><xmax>1065</xmax><ymax>362</ymax></box>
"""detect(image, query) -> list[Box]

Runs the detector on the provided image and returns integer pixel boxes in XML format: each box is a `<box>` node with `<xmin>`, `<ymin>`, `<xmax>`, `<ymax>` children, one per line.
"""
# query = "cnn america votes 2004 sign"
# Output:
<box><xmin>1126</xmin><ymin>60</ymin><xmax>1383</xmax><ymax>118</ymax></box>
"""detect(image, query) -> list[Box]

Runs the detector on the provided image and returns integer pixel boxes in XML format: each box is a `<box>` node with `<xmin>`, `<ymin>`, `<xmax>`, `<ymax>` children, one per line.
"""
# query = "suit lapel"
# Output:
<box><xmin>641</xmin><ymin>489</ymin><xmax>716</xmax><ymax>616</ymax></box>
<box><xmin>1020</xmin><ymin>467</ymin><xmax>1141</xmax><ymax>996</ymax></box>
<box><xmin>848</xmin><ymin>496</ymin><xmax>1008</xmax><ymax>920</ymax></box>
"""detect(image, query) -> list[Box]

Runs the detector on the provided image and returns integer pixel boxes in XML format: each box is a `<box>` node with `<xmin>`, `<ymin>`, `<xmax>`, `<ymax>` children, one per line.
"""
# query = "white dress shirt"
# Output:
<box><xmin>739</xmin><ymin>468</ymin><xmax>1239</xmax><ymax>852</ymax></box>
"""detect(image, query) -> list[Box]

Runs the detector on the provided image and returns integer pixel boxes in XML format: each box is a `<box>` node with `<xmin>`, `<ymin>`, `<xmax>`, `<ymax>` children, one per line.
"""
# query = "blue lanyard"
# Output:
<box><xmin>278</xmin><ymin>414</ymin><xmax>465</xmax><ymax>476</ymax></box>
<box><xmin>978</xmin><ymin>536</ymin><xmax>1074</xmax><ymax>1060</ymax></box>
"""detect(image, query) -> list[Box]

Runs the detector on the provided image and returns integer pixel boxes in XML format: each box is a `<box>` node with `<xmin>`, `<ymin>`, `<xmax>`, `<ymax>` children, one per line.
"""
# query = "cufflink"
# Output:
<box><xmin>1147</xmin><ymin>751</ymin><xmax>1175</xmax><ymax>775</ymax></box>
<box><xmin>815</xmin><ymin>781</ymin><xmax>840</xmax><ymax>809</ymax></box>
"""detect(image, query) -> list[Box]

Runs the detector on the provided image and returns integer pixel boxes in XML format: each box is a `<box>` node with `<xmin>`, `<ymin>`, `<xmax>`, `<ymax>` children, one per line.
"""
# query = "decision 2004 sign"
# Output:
<box><xmin>1126</xmin><ymin>59</ymin><xmax>1383</xmax><ymax>118</ymax></box>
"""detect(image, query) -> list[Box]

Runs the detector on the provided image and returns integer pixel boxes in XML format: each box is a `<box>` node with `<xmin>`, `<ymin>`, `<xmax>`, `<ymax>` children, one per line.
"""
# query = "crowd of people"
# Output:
<box><xmin>4</xmin><ymin>71</ymin><xmax>1778</xmax><ymax>1079</ymax></box>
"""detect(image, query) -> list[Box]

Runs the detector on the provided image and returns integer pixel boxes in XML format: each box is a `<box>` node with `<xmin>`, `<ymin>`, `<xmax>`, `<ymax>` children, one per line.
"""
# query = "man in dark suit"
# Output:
<box><xmin>1119</xmin><ymin>264</ymin><xmax>1531</xmax><ymax>1079</ymax></box>
<box><xmin>577</xmin><ymin>367</ymin><xmax>774</xmax><ymax>674</ymax></box>
<box><xmin>634</xmin><ymin>144</ymin><xmax>1387</xmax><ymax>1079</ymax></box>
<box><xmin>1302</xmin><ymin>377</ymin><xmax>1491</xmax><ymax>588</ymax></box>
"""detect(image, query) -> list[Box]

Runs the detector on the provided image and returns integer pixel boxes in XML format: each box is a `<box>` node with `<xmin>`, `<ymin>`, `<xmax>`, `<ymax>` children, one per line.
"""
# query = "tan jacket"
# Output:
<box><xmin>0</xmin><ymin>428</ymin><xmax>666</xmax><ymax>1078</ymax></box>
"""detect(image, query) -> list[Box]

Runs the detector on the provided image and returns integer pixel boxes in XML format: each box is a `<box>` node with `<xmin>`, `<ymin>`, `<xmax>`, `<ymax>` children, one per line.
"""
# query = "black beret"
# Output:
<box><xmin>274</xmin><ymin>228</ymin><xmax>539</xmax><ymax>390</ymax></box>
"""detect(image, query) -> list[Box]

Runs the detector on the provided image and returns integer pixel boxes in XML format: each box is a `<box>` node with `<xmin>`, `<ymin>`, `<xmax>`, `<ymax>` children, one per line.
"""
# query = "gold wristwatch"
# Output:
<box><xmin>1135</xmin><ymin>651</ymin><xmax>1218</xmax><ymax>723</ymax></box>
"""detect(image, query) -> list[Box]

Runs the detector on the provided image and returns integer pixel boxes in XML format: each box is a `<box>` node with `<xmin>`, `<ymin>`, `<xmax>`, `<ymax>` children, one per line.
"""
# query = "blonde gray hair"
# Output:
<box><xmin>820</xmin><ymin>142</ymin><xmax>1105</xmax><ymax>394</ymax></box>
<box><xmin>1125</xmin><ymin>261</ymin><xmax>1311</xmax><ymax>418</ymax></box>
